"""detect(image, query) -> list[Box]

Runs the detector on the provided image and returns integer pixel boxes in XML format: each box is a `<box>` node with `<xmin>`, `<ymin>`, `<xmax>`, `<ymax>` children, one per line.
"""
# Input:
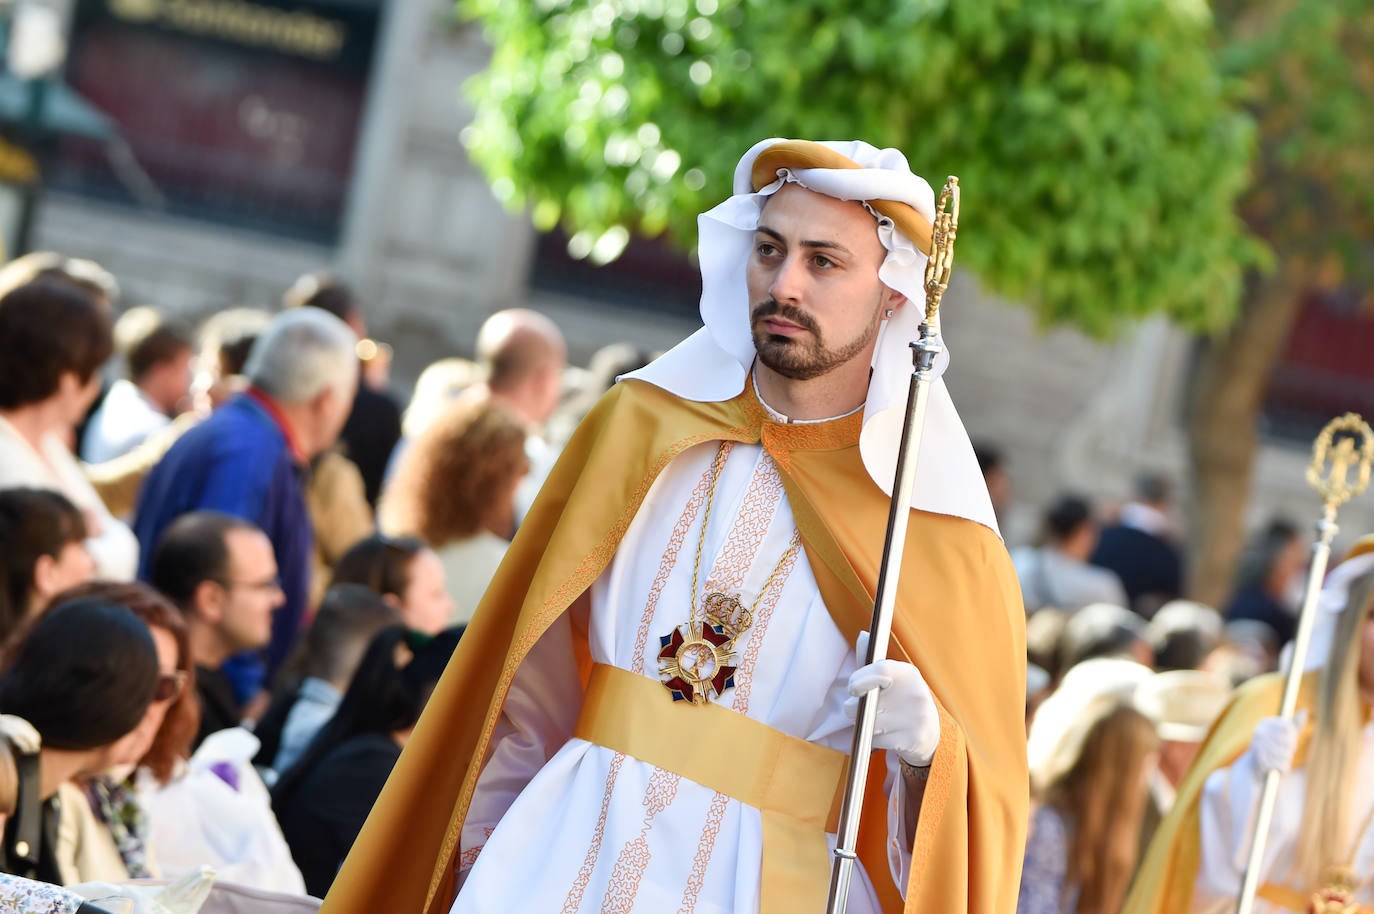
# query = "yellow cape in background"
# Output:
<box><xmin>320</xmin><ymin>379</ymin><xmax>1027</xmax><ymax>914</ymax></box>
<box><xmin>1123</xmin><ymin>671</ymin><xmax>1318</xmax><ymax>914</ymax></box>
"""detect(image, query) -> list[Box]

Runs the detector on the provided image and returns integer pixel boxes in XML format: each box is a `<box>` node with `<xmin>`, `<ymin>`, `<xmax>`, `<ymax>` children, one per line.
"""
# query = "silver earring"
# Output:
<box><xmin>885</xmin><ymin>308</ymin><xmax>895</xmax><ymax>318</ymax></box>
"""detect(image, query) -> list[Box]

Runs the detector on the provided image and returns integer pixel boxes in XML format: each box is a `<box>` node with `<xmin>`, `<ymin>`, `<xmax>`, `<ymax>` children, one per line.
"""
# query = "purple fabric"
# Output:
<box><xmin>1017</xmin><ymin>804</ymin><xmax>1077</xmax><ymax>914</ymax></box>
<box><xmin>209</xmin><ymin>761</ymin><xmax>241</xmax><ymax>792</ymax></box>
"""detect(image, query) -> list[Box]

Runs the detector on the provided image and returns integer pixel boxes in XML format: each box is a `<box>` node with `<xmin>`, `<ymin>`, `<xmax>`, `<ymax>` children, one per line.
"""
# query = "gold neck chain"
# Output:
<box><xmin>687</xmin><ymin>443</ymin><xmax>730</xmax><ymax>619</ymax></box>
<box><xmin>658</xmin><ymin>441</ymin><xmax>803</xmax><ymax>704</ymax></box>
<box><xmin>689</xmin><ymin>442</ymin><xmax>801</xmax><ymax>639</ymax></box>
<box><xmin>1312</xmin><ymin>785</ymin><xmax>1374</xmax><ymax>905</ymax></box>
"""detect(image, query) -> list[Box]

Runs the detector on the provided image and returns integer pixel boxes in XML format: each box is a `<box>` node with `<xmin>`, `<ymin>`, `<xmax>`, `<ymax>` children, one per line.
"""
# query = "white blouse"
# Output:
<box><xmin>0</xmin><ymin>414</ymin><xmax>138</xmax><ymax>581</ymax></box>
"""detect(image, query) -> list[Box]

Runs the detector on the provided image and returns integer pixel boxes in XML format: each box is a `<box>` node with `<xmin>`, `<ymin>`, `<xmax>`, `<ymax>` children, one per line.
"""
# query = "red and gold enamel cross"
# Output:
<box><xmin>657</xmin><ymin>620</ymin><xmax>739</xmax><ymax>704</ymax></box>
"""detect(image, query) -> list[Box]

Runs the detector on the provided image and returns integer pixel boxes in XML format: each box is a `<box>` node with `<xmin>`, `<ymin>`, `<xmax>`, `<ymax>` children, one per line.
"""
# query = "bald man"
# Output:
<box><xmin>474</xmin><ymin>309</ymin><xmax>567</xmax><ymax>524</ymax></box>
<box><xmin>475</xmin><ymin>309</ymin><xmax>566</xmax><ymax>426</ymax></box>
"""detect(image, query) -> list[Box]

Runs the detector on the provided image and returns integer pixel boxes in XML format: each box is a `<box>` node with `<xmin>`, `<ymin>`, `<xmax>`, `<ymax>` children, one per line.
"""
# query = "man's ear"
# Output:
<box><xmin>56</xmin><ymin>370</ymin><xmax>82</xmax><ymax>398</ymax></box>
<box><xmin>195</xmin><ymin>579</ymin><xmax>226</xmax><ymax>626</ymax></box>
<box><xmin>882</xmin><ymin>288</ymin><xmax>909</xmax><ymax>314</ymax></box>
<box><xmin>311</xmin><ymin>386</ymin><xmax>336</xmax><ymax>417</ymax></box>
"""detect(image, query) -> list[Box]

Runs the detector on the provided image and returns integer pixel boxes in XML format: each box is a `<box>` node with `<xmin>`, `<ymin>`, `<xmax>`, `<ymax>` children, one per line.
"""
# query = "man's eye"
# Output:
<box><xmin>756</xmin><ymin>242</ymin><xmax>779</xmax><ymax>257</ymax></box>
<box><xmin>813</xmin><ymin>255</ymin><xmax>834</xmax><ymax>268</ymax></box>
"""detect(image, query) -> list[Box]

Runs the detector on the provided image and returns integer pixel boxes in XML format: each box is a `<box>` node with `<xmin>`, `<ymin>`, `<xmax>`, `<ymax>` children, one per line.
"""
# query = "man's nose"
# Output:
<box><xmin>769</xmin><ymin>253</ymin><xmax>806</xmax><ymax>304</ymax></box>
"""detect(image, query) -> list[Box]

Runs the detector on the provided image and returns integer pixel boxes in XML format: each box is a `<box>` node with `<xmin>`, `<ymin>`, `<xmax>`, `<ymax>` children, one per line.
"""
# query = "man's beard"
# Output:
<box><xmin>750</xmin><ymin>299</ymin><xmax>879</xmax><ymax>381</ymax></box>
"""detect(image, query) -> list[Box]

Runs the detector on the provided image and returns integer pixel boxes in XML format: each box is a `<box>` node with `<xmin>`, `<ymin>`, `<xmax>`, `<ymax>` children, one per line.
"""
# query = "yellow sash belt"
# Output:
<box><xmin>573</xmin><ymin>662</ymin><xmax>849</xmax><ymax>913</ymax></box>
<box><xmin>1258</xmin><ymin>881</ymin><xmax>1373</xmax><ymax>913</ymax></box>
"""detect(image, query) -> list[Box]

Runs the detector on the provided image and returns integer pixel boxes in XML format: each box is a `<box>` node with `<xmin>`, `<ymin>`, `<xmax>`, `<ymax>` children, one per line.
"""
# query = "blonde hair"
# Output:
<box><xmin>1042</xmin><ymin>704</ymin><xmax>1159</xmax><ymax>914</ymax></box>
<box><xmin>380</xmin><ymin>396</ymin><xmax>529</xmax><ymax>546</ymax></box>
<box><xmin>1293</xmin><ymin>571</ymin><xmax>1374</xmax><ymax>885</ymax></box>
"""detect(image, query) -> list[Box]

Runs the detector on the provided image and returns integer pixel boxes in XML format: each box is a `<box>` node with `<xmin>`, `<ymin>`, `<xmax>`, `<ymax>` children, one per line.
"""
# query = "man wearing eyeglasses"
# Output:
<box><xmin>149</xmin><ymin>510</ymin><xmax>285</xmax><ymax>749</ymax></box>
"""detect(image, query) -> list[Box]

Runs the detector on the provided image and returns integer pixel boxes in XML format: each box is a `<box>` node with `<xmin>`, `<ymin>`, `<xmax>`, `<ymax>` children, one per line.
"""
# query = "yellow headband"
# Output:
<box><xmin>748</xmin><ymin>140</ymin><xmax>935</xmax><ymax>256</ymax></box>
<box><xmin>1342</xmin><ymin>534</ymin><xmax>1374</xmax><ymax>563</ymax></box>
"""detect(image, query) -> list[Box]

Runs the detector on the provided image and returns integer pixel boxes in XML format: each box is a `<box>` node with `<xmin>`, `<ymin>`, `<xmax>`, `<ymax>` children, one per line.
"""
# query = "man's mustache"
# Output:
<box><xmin>751</xmin><ymin>300</ymin><xmax>819</xmax><ymax>336</ymax></box>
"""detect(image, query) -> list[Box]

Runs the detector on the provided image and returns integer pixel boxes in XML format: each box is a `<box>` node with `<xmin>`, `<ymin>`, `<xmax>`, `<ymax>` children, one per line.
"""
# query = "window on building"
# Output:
<box><xmin>1261</xmin><ymin>288</ymin><xmax>1374</xmax><ymax>443</ymax></box>
<box><xmin>48</xmin><ymin>0</ymin><xmax>382</xmax><ymax>245</ymax></box>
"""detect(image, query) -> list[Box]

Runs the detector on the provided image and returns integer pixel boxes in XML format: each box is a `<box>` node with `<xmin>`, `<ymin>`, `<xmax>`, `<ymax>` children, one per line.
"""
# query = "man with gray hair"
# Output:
<box><xmin>134</xmin><ymin>307</ymin><xmax>358</xmax><ymax>700</ymax></box>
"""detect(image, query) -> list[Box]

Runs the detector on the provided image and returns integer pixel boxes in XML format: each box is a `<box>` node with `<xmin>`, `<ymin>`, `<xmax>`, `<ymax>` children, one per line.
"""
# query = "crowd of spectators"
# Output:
<box><xmin>0</xmin><ymin>251</ymin><xmax>641</xmax><ymax>908</ymax></box>
<box><xmin>981</xmin><ymin>453</ymin><xmax>1331</xmax><ymax>913</ymax></box>
<box><xmin>0</xmin><ymin>247</ymin><xmax>1340</xmax><ymax>914</ymax></box>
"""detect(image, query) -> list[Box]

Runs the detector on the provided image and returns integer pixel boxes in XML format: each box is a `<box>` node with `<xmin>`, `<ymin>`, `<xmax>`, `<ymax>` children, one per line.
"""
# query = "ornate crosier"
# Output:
<box><xmin>1306</xmin><ymin>413</ymin><xmax>1374</xmax><ymax>514</ymax></box>
<box><xmin>922</xmin><ymin>176</ymin><xmax>959</xmax><ymax>327</ymax></box>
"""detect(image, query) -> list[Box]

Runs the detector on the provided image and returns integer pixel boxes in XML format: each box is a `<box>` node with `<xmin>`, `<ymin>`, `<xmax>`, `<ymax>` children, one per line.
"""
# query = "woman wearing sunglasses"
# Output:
<box><xmin>45</xmin><ymin>581</ymin><xmax>198</xmax><ymax>885</ymax></box>
<box><xmin>0</xmin><ymin>598</ymin><xmax>161</xmax><ymax>885</ymax></box>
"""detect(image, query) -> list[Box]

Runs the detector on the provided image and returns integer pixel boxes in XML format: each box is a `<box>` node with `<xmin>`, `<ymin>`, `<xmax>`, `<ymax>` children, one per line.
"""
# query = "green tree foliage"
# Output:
<box><xmin>460</xmin><ymin>0</ymin><xmax>1258</xmax><ymax>336</ymax></box>
<box><xmin>1180</xmin><ymin>0</ymin><xmax>1374</xmax><ymax>606</ymax></box>
<box><xmin>1218</xmin><ymin>0</ymin><xmax>1374</xmax><ymax>280</ymax></box>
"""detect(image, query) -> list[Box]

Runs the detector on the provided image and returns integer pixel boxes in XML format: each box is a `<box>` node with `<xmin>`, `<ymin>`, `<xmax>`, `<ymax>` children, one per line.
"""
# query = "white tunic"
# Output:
<box><xmin>1194</xmin><ymin>720</ymin><xmax>1374</xmax><ymax>913</ymax></box>
<box><xmin>454</xmin><ymin>440</ymin><xmax>913</xmax><ymax>913</ymax></box>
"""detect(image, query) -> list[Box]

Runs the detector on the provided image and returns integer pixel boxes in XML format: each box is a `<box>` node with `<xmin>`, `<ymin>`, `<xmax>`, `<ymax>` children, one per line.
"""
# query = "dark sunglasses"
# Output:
<box><xmin>153</xmin><ymin>671</ymin><xmax>188</xmax><ymax>703</ymax></box>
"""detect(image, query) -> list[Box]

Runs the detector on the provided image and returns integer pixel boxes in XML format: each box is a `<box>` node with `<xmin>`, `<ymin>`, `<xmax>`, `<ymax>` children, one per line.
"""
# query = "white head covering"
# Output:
<box><xmin>1132</xmin><ymin>669</ymin><xmax>1232</xmax><ymax>743</ymax></box>
<box><xmin>624</xmin><ymin>138</ymin><xmax>999</xmax><ymax>535</ymax></box>
<box><xmin>1283</xmin><ymin>548</ymin><xmax>1374</xmax><ymax>673</ymax></box>
<box><xmin>1026</xmin><ymin>657</ymin><xmax>1154</xmax><ymax>791</ymax></box>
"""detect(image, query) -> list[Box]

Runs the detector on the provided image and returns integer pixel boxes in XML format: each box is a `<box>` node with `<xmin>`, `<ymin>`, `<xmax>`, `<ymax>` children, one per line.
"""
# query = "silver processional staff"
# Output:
<box><xmin>824</xmin><ymin>176</ymin><xmax>959</xmax><ymax>914</ymax></box>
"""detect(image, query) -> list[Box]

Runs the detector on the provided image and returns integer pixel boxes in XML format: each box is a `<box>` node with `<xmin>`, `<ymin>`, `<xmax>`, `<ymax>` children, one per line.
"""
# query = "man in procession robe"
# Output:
<box><xmin>320</xmin><ymin>138</ymin><xmax>1028</xmax><ymax>914</ymax></box>
<box><xmin>1124</xmin><ymin>538</ymin><xmax>1374</xmax><ymax>914</ymax></box>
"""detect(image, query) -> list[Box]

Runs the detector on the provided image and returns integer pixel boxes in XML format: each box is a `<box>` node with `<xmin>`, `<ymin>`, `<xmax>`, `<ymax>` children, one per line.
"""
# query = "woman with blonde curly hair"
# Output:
<box><xmin>379</xmin><ymin>396</ymin><xmax>529</xmax><ymax>626</ymax></box>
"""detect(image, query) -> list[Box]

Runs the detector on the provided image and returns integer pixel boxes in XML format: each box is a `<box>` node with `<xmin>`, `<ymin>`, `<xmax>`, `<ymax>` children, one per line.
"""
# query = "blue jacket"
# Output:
<box><xmin>134</xmin><ymin>394</ymin><xmax>313</xmax><ymax>691</ymax></box>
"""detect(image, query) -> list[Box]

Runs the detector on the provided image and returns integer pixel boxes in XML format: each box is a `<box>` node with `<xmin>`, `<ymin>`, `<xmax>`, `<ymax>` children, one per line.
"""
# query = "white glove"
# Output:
<box><xmin>0</xmin><ymin>715</ymin><xmax>40</xmax><ymax>754</ymax></box>
<box><xmin>71</xmin><ymin>866</ymin><xmax>215</xmax><ymax>914</ymax></box>
<box><xmin>1251</xmin><ymin>713</ymin><xmax>1303</xmax><ymax>776</ymax></box>
<box><xmin>843</xmin><ymin>632</ymin><xmax>940</xmax><ymax>767</ymax></box>
<box><xmin>67</xmin><ymin>884</ymin><xmax>159</xmax><ymax>914</ymax></box>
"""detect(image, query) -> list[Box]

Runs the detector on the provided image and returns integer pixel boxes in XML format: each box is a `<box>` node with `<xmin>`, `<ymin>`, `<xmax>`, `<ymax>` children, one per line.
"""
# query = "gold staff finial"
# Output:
<box><xmin>923</xmin><ymin>176</ymin><xmax>960</xmax><ymax>326</ymax></box>
<box><xmin>1307</xmin><ymin>412</ymin><xmax>1374</xmax><ymax>514</ymax></box>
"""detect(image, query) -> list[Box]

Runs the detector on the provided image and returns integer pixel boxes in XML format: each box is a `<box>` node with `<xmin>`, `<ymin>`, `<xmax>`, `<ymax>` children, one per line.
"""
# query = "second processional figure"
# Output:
<box><xmin>1123</xmin><ymin>414</ymin><xmax>1374</xmax><ymax>914</ymax></box>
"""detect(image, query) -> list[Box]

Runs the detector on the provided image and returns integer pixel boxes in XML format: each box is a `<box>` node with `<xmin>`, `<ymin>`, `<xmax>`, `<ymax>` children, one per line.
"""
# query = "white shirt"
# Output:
<box><xmin>514</xmin><ymin>433</ymin><xmax>556</xmax><ymax>526</ymax></box>
<box><xmin>80</xmin><ymin>379</ymin><xmax>171</xmax><ymax>464</ymax></box>
<box><xmin>454</xmin><ymin>441</ymin><xmax>914</xmax><ymax>913</ymax></box>
<box><xmin>1194</xmin><ymin>719</ymin><xmax>1374</xmax><ymax>913</ymax></box>
<box><xmin>435</xmin><ymin>532</ymin><xmax>510</xmax><ymax>628</ymax></box>
<box><xmin>1011</xmin><ymin>546</ymin><xmax>1128</xmax><ymax>613</ymax></box>
<box><xmin>0</xmin><ymin>414</ymin><xmax>138</xmax><ymax>581</ymax></box>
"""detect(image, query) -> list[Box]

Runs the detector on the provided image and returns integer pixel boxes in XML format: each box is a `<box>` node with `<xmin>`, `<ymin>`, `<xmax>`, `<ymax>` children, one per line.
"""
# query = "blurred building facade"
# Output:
<box><xmin>28</xmin><ymin>0</ymin><xmax>1374</xmax><ymax>556</ymax></box>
